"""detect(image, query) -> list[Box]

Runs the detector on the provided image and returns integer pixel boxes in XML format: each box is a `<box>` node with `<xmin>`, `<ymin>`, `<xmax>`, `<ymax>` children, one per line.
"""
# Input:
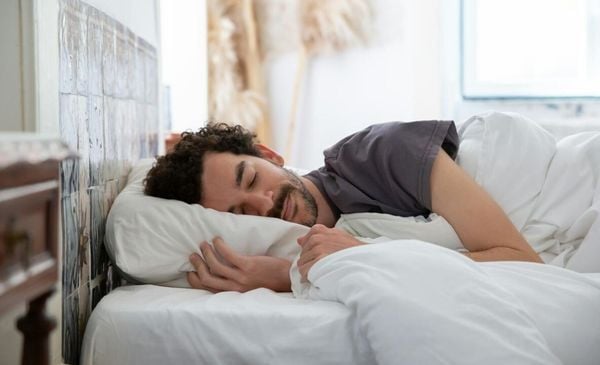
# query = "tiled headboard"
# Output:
<box><xmin>58</xmin><ymin>0</ymin><xmax>159</xmax><ymax>363</ymax></box>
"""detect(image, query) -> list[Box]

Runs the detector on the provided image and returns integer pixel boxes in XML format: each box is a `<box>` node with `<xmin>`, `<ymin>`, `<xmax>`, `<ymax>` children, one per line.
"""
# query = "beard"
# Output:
<box><xmin>268</xmin><ymin>168</ymin><xmax>318</xmax><ymax>226</ymax></box>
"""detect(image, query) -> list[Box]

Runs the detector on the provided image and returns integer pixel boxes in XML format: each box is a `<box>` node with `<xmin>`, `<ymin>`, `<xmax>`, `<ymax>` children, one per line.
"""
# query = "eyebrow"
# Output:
<box><xmin>235</xmin><ymin>160</ymin><xmax>246</xmax><ymax>188</ymax></box>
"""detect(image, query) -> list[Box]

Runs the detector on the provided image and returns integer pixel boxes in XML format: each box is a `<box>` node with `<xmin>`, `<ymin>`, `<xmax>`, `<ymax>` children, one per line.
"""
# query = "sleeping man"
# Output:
<box><xmin>144</xmin><ymin>121</ymin><xmax>542</xmax><ymax>293</ymax></box>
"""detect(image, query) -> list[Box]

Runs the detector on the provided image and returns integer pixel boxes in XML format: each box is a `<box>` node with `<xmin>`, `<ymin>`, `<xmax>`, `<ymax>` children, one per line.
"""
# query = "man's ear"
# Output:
<box><xmin>256</xmin><ymin>143</ymin><xmax>284</xmax><ymax>166</ymax></box>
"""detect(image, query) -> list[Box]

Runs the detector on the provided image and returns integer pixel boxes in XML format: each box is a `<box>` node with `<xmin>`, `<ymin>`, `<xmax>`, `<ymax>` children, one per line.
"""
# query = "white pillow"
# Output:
<box><xmin>104</xmin><ymin>159</ymin><xmax>309</xmax><ymax>286</ymax></box>
<box><xmin>457</xmin><ymin>111</ymin><xmax>556</xmax><ymax>231</ymax></box>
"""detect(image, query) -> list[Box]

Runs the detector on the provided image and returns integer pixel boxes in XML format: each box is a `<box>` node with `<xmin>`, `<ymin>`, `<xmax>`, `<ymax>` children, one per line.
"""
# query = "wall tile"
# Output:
<box><xmin>89</xmin><ymin>186</ymin><xmax>108</xmax><ymax>280</ymax></box>
<box><xmin>76</xmin><ymin>96</ymin><xmax>90</xmax><ymax>193</ymax></box>
<box><xmin>87</xmin><ymin>8</ymin><xmax>104</xmax><ymax>96</ymax></box>
<box><xmin>76</xmin><ymin>188</ymin><xmax>91</xmax><ymax>287</ymax></box>
<box><xmin>62</xmin><ymin>292</ymin><xmax>80</xmax><ymax>365</ymax></box>
<box><xmin>59</xmin><ymin>94</ymin><xmax>79</xmax><ymax>151</ymax></box>
<box><xmin>60</xmin><ymin>159</ymin><xmax>79</xmax><ymax>197</ymax></box>
<box><xmin>133</xmin><ymin>43</ymin><xmax>146</xmax><ymax>101</ymax></box>
<box><xmin>88</xmin><ymin>95</ymin><xmax>104</xmax><ymax>186</ymax></box>
<box><xmin>101</xmin><ymin>17</ymin><xmax>116</xmax><ymax>97</ymax></box>
<box><xmin>59</xmin><ymin>1</ymin><xmax>159</xmax><ymax>363</ymax></box>
<box><xmin>126</xmin><ymin>29</ymin><xmax>137</xmax><ymax>99</ymax></box>
<box><xmin>137</xmin><ymin>102</ymin><xmax>149</xmax><ymax>158</ymax></box>
<box><xmin>61</xmin><ymin>194</ymin><xmax>79</xmax><ymax>297</ymax></box>
<box><xmin>115</xmin><ymin>23</ymin><xmax>129</xmax><ymax>99</ymax></box>
<box><xmin>74</xmin><ymin>6</ymin><xmax>88</xmax><ymax>95</ymax></box>
<box><xmin>59</xmin><ymin>5</ymin><xmax>76</xmax><ymax>94</ymax></box>
<box><xmin>143</xmin><ymin>45</ymin><xmax>158</xmax><ymax>104</ymax></box>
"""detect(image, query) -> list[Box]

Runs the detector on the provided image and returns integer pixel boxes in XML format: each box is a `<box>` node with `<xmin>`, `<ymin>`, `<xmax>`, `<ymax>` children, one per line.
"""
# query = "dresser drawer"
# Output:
<box><xmin>0</xmin><ymin>180</ymin><xmax>59</xmax><ymax>312</ymax></box>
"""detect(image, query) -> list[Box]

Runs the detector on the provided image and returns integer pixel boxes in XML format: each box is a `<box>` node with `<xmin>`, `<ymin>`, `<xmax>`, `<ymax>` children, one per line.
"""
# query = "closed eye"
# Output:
<box><xmin>249</xmin><ymin>172</ymin><xmax>257</xmax><ymax>189</ymax></box>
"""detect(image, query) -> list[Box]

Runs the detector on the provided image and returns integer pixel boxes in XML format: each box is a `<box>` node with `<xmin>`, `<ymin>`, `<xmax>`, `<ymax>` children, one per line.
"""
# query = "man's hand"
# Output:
<box><xmin>297</xmin><ymin>224</ymin><xmax>364</xmax><ymax>281</ymax></box>
<box><xmin>187</xmin><ymin>237</ymin><xmax>292</xmax><ymax>293</ymax></box>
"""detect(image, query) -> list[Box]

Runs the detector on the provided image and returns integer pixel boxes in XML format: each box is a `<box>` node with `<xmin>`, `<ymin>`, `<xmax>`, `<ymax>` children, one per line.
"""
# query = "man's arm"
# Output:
<box><xmin>430</xmin><ymin>149</ymin><xmax>542</xmax><ymax>263</ymax></box>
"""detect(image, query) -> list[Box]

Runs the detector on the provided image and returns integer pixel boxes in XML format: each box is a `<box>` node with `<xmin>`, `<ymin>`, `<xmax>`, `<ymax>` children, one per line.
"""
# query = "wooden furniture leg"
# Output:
<box><xmin>16</xmin><ymin>290</ymin><xmax>57</xmax><ymax>365</ymax></box>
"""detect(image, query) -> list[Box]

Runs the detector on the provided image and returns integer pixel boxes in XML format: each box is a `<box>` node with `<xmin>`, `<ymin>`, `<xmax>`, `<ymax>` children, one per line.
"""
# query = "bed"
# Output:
<box><xmin>81</xmin><ymin>249</ymin><xmax>600</xmax><ymax>365</ymax></box>
<box><xmin>80</xmin><ymin>285</ymin><xmax>368</xmax><ymax>365</ymax></box>
<box><xmin>81</xmin><ymin>112</ymin><xmax>600</xmax><ymax>364</ymax></box>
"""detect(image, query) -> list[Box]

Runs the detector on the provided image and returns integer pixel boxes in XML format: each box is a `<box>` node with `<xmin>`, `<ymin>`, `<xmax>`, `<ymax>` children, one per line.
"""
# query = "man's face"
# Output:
<box><xmin>201</xmin><ymin>151</ymin><xmax>318</xmax><ymax>226</ymax></box>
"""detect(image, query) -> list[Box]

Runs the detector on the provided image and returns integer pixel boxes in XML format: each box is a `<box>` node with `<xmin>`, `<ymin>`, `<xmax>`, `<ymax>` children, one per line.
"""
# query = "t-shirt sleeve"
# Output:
<box><xmin>322</xmin><ymin>120</ymin><xmax>458</xmax><ymax>213</ymax></box>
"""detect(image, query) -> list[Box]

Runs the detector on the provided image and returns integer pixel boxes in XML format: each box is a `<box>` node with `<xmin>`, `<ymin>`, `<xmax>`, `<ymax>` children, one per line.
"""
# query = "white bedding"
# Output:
<box><xmin>292</xmin><ymin>240</ymin><xmax>600</xmax><ymax>365</ymax></box>
<box><xmin>82</xmin><ymin>244</ymin><xmax>600</xmax><ymax>365</ymax></box>
<box><xmin>457</xmin><ymin>112</ymin><xmax>600</xmax><ymax>271</ymax></box>
<box><xmin>80</xmin><ymin>285</ymin><xmax>371</xmax><ymax>365</ymax></box>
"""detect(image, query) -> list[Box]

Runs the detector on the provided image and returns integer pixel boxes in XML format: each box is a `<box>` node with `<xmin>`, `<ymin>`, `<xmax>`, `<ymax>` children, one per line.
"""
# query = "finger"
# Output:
<box><xmin>212</xmin><ymin>237</ymin><xmax>245</xmax><ymax>268</ymax></box>
<box><xmin>186</xmin><ymin>272</ymin><xmax>219</xmax><ymax>293</ymax></box>
<box><xmin>297</xmin><ymin>247</ymin><xmax>320</xmax><ymax>267</ymax></box>
<box><xmin>189</xmin><ymin>253</ymin><xmax>243</xmax><ymax>291</ymax></box>
<box><xmin>201</xmin><ymin>242</ymin><xmax>242</xmax><ymax>280</ymax></box>
<box><xmin>297</xmin><ymin>234</ymin><xmax>307</xmax><ymax>247</ymax></box>
<box><xmin>189</xmin><ymin>252</ymin><xmax>208</xmax><ymax>271</ymax></box>
<box><xmin>297</xmin><ymin>224</ymin><xmax>327</xmax><ymax>246</ymax></box>
<box><xmin>309</xmin><ymin>224</ymin><xmax>329</xmax><ymax>234</ymax></box>
<box><xmin>300</xmin><ymin>232</ymin><xmax>328</xmax><ymax>253</ymax></box>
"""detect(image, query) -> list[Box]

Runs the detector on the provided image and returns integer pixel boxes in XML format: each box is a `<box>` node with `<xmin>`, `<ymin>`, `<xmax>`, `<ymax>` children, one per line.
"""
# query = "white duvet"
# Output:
<box><xmin>289</xmin><ymin>111</ymin><xmax>600</xmax><ymax>364</ymax></box>
<box><xmin>294</xmin><ymin>240</ymin><xmax>600</xmax><ymax>364</ymax></box>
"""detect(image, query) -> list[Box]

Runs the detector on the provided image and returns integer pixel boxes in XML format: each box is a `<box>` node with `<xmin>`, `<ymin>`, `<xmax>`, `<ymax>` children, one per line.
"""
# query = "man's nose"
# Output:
<box><xmin>245</xmin><ymin>190</ymin><xmax>274</xmax><ymax>216</ymax></box>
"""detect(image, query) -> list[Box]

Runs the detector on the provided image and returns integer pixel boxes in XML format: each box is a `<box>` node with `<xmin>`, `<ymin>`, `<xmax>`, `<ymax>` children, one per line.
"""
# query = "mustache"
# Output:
<box><xmin>268</xmin><ymin>184</ymin><xmax>295</xmax><ymax>219</ymax></box>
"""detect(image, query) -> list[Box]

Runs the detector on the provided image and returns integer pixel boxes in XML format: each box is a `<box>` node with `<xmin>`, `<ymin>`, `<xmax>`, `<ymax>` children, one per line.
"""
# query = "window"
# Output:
<box><xmin>461</xmin><ymin>0</ymin><xmax>600</xmax><ymax>98</ymax></box>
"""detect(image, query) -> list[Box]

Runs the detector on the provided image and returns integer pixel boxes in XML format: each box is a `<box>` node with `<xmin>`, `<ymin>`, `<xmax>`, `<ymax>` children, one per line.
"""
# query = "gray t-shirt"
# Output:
<box><xmin>304</xmin><ymin>120</ymin><xmax>459</xmax><ymax>219</ymax></box>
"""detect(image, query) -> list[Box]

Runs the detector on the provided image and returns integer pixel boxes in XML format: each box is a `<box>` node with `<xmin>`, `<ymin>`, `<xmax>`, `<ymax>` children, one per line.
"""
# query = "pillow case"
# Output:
<box><xmin>104</xmin><ymin>159</ymin><xmax>309</xmax><ymax>286</ymax></box>
<box><xmin>456</xmin><ymin>111</ymin><xmax>556</xmax><ymax>231</ymax></box>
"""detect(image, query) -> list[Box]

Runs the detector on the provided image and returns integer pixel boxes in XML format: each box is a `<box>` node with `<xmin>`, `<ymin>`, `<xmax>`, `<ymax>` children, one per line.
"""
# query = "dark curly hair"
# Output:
<box><xmin>144</xmin><ymin>123</ymin><xmax>261</xmax><ymax>204</ymax></box>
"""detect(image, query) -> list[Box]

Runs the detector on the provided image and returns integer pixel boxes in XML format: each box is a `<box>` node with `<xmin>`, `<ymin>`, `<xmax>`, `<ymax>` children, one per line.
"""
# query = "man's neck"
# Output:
<box><xmin>300</xmin><ymin>177</ymin><xmax>337</xmax><ymax>228</ymax></box>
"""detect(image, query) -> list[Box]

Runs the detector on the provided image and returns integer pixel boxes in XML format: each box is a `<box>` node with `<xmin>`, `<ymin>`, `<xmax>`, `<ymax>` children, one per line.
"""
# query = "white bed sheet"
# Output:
<box><xmin>80</xmin><ymin>285</ymin><xmax>370</xmax><ymax>365</ymax></box>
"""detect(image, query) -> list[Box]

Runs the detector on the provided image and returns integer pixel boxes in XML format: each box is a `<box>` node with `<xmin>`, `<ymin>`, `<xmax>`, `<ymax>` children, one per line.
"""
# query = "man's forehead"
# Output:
<box><xmin>203</xmin><ymin>152</ymin><xmax>242</xmax><ymax>183</ymax></box>
<box><xmin>200</xmin><ymin>157</ymin><xmax>238</xmax><ymax>208</ymax></box>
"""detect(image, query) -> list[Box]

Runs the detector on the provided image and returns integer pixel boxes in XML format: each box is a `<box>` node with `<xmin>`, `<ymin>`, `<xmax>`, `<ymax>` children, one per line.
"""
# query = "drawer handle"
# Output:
<box><xmin>5</xmin><ymin>219</ymin><xmax>31</xmax><ymax>268</ymax></box>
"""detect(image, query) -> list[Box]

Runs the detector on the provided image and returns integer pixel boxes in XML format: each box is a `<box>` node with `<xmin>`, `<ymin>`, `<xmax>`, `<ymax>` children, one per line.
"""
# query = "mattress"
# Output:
<box><xmin>82</xmin><ymin>272</ymin><xmax>600</xmax><ymax>365</ymax></box>
<box><xmin>80</xmin><ymin>285</ymin><xmax>371</xmax><ymax>365</ymax></box>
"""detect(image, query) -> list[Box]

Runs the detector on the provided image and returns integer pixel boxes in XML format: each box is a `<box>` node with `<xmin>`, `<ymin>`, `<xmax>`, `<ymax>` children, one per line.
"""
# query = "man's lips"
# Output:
<box><xmin>282</xmin><ymin>194</ymin><xmax>293</xmax><ymax>221</ymax></box>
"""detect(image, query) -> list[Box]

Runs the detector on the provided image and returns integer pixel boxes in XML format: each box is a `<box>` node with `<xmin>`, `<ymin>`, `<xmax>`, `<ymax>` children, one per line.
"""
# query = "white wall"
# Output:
<box><xmin>266</xmin><ymin>0</ymin><xmax>443</xmax><ymax>170</ymax></box>
<box><xmin>0</xmin><ymin>0</ymin><xmax>32</xmax><ymax>132</ymax></box>
<box><xmin>160</xmin><ymin>0</ymin><xmax>208</xmax><ymax>132</ymax></box>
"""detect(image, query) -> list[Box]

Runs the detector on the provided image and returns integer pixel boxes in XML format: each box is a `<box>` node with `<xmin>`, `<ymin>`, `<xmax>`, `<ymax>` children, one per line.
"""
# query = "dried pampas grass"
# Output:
<box><xmin>301</xmin><ymin>0</ymin><xmax>373</xmax><ymax>54</ymax></box>
<box><xmin>285</xmin><ymin>0</ymin><xmax>374</xmax><ymax>159</ymax></box>
<box><xmin>208</xmin><ymin>90</ymin><xmax>265</xmax><ymax>132</ymax></box>
<box><xmin>207</xmin><ymin>0</ymin><xmax>373</xmax><ymax>150</ymax></box>
<box><xmin>254</xmin><ymin>0</ymin><xmax>301</xmax><ymax>59</ymax></box>
<box><xmin>207</xmin><ymin>0</ymin><xmax>267</xmax><ymax>137</ymax></box>
<box><xmin>254</xmin><ymin>0</ymin><xmax>373</xmax><ymax>58</ymax></box>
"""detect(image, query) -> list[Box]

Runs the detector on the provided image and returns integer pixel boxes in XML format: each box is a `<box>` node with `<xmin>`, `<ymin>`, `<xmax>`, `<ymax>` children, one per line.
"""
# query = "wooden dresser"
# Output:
<box><xmin>0</xmin><ymin>135</ymin><xmax>74</xmax><ymax>365</ymax></box>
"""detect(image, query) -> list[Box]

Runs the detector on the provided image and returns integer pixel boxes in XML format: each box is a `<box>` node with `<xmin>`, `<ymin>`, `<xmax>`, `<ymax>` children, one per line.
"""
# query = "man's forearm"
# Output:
<box><xmin>464</xmin><ymin>246</ymin><xmax>542</xmax><ymax>263</ymax></box>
